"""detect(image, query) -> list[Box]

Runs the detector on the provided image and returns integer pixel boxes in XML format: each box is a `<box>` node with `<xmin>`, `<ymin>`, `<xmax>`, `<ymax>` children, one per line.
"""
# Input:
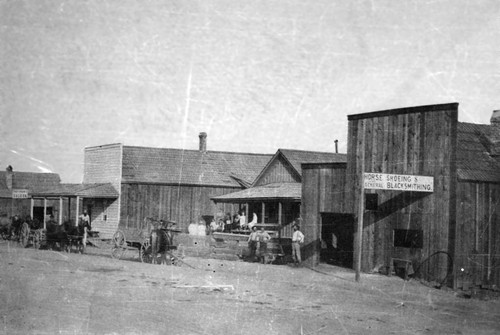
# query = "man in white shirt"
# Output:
<box><xmin>291</xmin><ymin>224</ymin><xmax>305</xmax><ymax>266</ymax></box>
<box><xmin>248</xmin><ymin>213</ymin><xmax>258</xmax><ymax>230</ymax></box>
<box><xmin>247</xmin><ymin>226</ymin><xmax>259</xmax><ymax>261</ymax></box>
<box><xmin>239</xmin><ymin>211</ymin><xmax>247</xmax><ymax>229</ymax></box>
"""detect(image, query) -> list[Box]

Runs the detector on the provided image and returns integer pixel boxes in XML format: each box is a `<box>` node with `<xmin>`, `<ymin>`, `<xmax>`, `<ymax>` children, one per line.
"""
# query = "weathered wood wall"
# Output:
<box><xmin>347</xmin><ymin>103</ymin><xmax>458</xmax><ymax>282</ymax></box>
<box><xmin>83</xmin><ymin>144</ymin><xmax>122</xmax><ymax>239</ymax></box>
<box><xmin>455</xmin><ymin>181</ymin><xmax>500</xmax><ymax>289</ymax></box>
<box><xmin>0</xmin><ymin>198</ymin><xmax>31</xmax><ymax>218</ymax></box>
<box><xmin>254</xmin><ymin>156</ymin><xmax>299</xmax><ymax>186</ymax></box>
<box><xmin>301</xmin><ymin>163</ymin><xmax>348</xmax><ymax>265</ymax></box>
<box><xmin>120</xmin><ymin>183</ymin><xmax>242</xmax><ymax>233</ymax></box>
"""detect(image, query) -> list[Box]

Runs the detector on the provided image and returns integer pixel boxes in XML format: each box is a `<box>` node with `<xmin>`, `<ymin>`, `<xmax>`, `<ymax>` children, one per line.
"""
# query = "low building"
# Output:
<box><xmin>212</xmin><ymin>149</ymin><xmax>347</xmax><ymax>238</ymax></box>
<box><xmin>0</xmin><ymin>166</ymin><xmax>61</xmax><ymax>220</ymax></box>
<box><xmin>81</xmin><ymin>133</ymin><xmax>272</xmax><ymax>238</ymax></box>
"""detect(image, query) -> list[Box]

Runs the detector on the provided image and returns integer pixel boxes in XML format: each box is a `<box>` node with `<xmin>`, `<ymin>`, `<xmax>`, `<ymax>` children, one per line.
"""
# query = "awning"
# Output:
<box><xmin>211</xmin><ymin>183</ymin><xmax>301</xmax><ymax>203</ymax></box>
<box><xmin>31</xmin><ymin>183</ymin><xmax>119</xmax><ymax>198</ymax></box>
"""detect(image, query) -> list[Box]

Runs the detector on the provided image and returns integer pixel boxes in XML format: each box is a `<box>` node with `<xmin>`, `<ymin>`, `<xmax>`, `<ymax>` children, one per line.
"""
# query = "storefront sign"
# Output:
<box><xmin>12</xmin><ymin>189</ymin><xmax>29</xmax><ymax>199</ymax></box>
<box><xmin>363</xmin><ymin>173</ymin><xmax>434</xmax><ymax>192</ymax></box>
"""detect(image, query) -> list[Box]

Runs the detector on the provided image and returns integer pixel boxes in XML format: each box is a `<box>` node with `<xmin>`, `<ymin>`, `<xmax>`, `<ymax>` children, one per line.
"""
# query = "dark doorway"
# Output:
<box><xmin>33</xmin><ymin>207</ymin><xmax>53</xmax><ymax>223</ymax></box>
<box><xmin>320</xmin><ymin>213</ymin><xmax>354</xmax><ymax>268</ymax></box>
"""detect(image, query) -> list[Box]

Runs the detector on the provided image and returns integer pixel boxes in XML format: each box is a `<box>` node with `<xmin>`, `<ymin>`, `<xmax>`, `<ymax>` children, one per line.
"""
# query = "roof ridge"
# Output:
<box><xmin>278</xmin><ymin>148</ymin><xmax>346</xmax><ymax>155</ymax></box>
<box><xmin>123</xmin><ymin>145</ymin><xmax>273</xmax><ymax>157</ymax></box>
<box><xmin>0</xmin><ymin>171</ymin><xmax>59</xmax><ymax>176</ymax></box>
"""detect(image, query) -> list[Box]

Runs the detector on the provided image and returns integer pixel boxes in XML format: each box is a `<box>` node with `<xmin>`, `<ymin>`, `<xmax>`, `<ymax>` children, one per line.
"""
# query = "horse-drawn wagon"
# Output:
<box><xmin>19</xmin><ymin>219</ymin><xmax>89</xmax><ymax>252</ymax></box>
<box><xmin>111</xmin><ymin>217</ymin><xmax>184</xmax><ymax>265</ymax></box>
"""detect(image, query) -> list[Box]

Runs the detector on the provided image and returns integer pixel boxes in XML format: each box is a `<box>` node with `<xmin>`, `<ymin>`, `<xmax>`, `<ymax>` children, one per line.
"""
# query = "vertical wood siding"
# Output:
<box><xmin>120</xmin><ymin>184</ymin><xmax>242</xmax><ymax>233</ymax></box>
<box><xmin>302</xmin><ymin>163</ymin><xmax>348</xmax><ymax>265</ymax></box>
<box><xmin>455</xmin><ymin>181</ymin><xmax>500</xmax><ymax>289</ymax></box>
<box><xmin>348</xmin><ymin>105</ymin><xmax>458</xmax><ymax>281</ymax></box>
<box><xmin>254</xmin><ymin>156</ymin><xmax>299</xmax><ymax>186</ymax></box>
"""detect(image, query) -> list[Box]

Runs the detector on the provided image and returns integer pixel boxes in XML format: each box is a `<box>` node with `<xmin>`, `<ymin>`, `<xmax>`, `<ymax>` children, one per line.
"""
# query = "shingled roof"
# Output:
<box><xmin>457</xmin><ymin>122</ymin><xmax>500</xmax><ymax>183</ymax></box>
<box><xmin>0</xmin><ymin>171</ymin><xmax>61</xmax><ymax>198</ymax></box>
<box><xmin>31</xmin><ymin>183</ymin><xmax>119</xmax><ymax>198</ymax></box>
<box><xmin>121</xmin><ymin>146</ymin><xmax>272</xmax><ymax>187</ymax></box>
<box><xmin>211</xmin><ymin>182</ymin><xmax>302</xmax><ymax>202</ymax></box>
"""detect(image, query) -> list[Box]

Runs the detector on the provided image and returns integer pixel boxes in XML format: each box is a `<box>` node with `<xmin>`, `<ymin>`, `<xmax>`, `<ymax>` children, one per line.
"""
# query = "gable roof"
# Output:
<box><xmin>121</xmin><ymin>146</ymin><xmax>272</xmax><ymax>187</ymax></box>
<box><xmin>253</xmin><ymin>149</ymin><xmax>347</xmax><ymax>186</ymax></box>
<box><xmin>457</xmin><ymin>122</ymin><xmax>500</xmax><ymax>183</ymax></box>
<box><xmin>0</xmin><ymin>171</ymin><xmax>61</xmax><ymax>197</ymax></box>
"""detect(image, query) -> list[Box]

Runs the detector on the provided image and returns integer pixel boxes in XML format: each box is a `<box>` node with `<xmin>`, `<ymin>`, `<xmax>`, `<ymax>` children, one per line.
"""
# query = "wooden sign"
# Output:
<box><xmin>363</xmin><ymin>173</ymin><xmax>434</xmax><ymax>193</ymax></box>
<box><xmin>12</xmin><ymin>189</ymin><xmax>29</xmax><ymax>199</ymax></box>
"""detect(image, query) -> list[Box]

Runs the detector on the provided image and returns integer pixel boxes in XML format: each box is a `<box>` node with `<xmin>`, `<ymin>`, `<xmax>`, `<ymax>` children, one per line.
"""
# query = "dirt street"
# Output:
<box><xmin>1</xmin><ymin>241</ymin><xmax>499</xmax><ymax>335</ymax></box>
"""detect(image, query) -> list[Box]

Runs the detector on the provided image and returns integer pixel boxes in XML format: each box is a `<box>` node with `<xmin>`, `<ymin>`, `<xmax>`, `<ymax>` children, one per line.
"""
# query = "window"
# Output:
<box><xmin>365</xmin><ymin>193</ymin><xmax>378</xmax><ymax>210</ymax></box>
<box><xmin>393</xmin><ymin>229</ymin><xmax>423</xmax><ymax>248</ymax></box>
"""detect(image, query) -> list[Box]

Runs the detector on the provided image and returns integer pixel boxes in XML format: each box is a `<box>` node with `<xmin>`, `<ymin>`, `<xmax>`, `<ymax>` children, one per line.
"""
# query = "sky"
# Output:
<box><xmin>1</xmin><ymin>0</ymin><xmax>499</xmax><ymax>183</ymax></box>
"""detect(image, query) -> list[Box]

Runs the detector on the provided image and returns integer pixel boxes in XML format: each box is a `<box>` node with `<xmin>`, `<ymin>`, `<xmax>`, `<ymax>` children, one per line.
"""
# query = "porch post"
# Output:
<box><xmin>75</xmin><ymin>196</ymin><xmax>80</xmax><ymax>226</ymax></box>
<box><xmin>59</xmin><ymin>197</ymin><xmax>63</xmax><ymax>224</ymax></box>
<box><xmin>30</xmin><ymin>198</ymin><xmax>34</xmax><ymax>219</ymax></box>
<box><xmin>43</xmin><ymin>198</ymin><xmax>47</xmax><ymax>229</ymax></box>
<box><xmin>278</xmin><ymin>202</ymin><xmax>282</xmax><ymax>239</ymax></box>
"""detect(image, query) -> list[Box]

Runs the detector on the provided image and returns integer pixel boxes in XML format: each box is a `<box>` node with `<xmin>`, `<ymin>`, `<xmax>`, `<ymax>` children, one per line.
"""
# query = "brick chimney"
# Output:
<box><xmin>491</xmin><ymin>110</ymin><xmax>500</xmax><ymax>157</ymax></box>
<box><xmin>6</xmin><ymin>165</ymin><xmax>13</xmax><ymax>190</ymax></box>
<box><xmin>199</xmin><ymin>132</ymin><xmax>207</xmax><ymax>152</ymax></box>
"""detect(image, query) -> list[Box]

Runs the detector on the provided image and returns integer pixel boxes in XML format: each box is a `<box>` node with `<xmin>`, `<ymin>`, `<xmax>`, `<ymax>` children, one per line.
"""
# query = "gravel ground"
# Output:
<box><xmin>1</xmin><ymin>240</ymin><xmax>499</xmax><ymax>335</ymax></box>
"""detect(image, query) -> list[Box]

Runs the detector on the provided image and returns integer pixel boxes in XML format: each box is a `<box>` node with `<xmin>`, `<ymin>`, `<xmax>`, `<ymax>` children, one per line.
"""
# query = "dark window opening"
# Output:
<box><xmin>365</xmin><ymin>193</ymin><xmax>378</xmax><ymax>210</ymax></box>
<box><xmin>393</xmin><ymin>229</ymin><xmax>423</xmax><ymax>248</ymax></box>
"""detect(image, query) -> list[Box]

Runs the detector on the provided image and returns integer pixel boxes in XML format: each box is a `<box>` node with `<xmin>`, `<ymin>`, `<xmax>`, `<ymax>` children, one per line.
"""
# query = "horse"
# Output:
<box><xmin>149</xmin><ymin>221</ymin><xmax>174</xmax><ymax>265</ymax></box>
<box><xmin>0</xmin><ymin>215</ymin><xmax>12</xmax><ymax>239</ymax></box>
<box><xmin>0</xmin><ymin>215</ymin><xmax>22</xmax><ymax>240</ymax></box>
<box><xmin>62</xmin><ymin>220</ymin><xmax>88</xmax><ymax>253</ymax></box>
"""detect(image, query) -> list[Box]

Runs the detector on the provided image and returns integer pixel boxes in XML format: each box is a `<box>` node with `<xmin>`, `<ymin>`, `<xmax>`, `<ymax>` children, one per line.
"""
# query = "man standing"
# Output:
<box><xmin>257</xmin><ymin>227</ymin><xmax>271</xmax><ymax>263</ymax></box>
<box><xmin>247</xmin><ymin>226</ymin><xmax>259</xmax><ymax>261</ymax></box>
<box><xmin>292</xmin><ymin>224</ymin><xmax>305</xmax><ymax>266</ymax></box>
<box><xmin>79</xmin><ymin>210</ymin><xmax>90</xmax><ymax>228</ymax></box>
<box><xmin>79</xmin><ymin>210</ymin><xmax>91</xmax><ymax>251</ymax></box>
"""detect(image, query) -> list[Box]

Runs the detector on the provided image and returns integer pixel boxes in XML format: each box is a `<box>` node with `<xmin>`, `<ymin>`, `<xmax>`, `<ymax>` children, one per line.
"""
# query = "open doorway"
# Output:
<box><xmin>320</xmin><ymin>213</ymin><xmax>354</xmax><ymax>268</ymax></box>
<box><xmin>33</xmin><ymin>206</ymin><xmax>53</xmax><ymax>223</ymax></box>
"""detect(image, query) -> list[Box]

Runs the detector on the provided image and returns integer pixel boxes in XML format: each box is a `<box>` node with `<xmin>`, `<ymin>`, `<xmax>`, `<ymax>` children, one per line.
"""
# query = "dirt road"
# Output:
<box><xmin>1</xmin><ymin>241</ymin><xmax>499</xmax><ymax>335</ymax></box>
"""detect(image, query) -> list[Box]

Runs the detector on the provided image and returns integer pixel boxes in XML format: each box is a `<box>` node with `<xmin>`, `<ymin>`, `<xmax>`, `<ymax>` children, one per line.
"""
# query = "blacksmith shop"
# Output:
<box><xmin>301</xmin><ymin>103</ymin><xmax>500</xmax><ymax>289</ymax></box>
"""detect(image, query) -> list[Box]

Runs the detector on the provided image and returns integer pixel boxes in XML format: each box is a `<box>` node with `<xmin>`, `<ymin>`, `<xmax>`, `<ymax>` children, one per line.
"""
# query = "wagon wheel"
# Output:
<box><xmin>33</xmin><ymin>229</ymin><xmax>45</xmax><ymax>250</ymax></box>
<box><xmin>414</xmin><ymin>251</ymin><xmax>453</xmax><ymax>288</ymax></box>
<box><xmin>0</xmin><ymin>228</ymin><xmax>9</xmax><ymax>240</ymax></box>
<box><xmin>20</xmin><ymin>223</ymin><xmax>30</xmax><ymax>248</ymax></box>
<box><xmin>140</xmin><ymin>240</ymin><xmax>153</xmax><ymax>263</ymax></box>
<box><xmin>111</xmin><ymin>230</ymin><xmax>127</xmax><ymax>259</ymax></box>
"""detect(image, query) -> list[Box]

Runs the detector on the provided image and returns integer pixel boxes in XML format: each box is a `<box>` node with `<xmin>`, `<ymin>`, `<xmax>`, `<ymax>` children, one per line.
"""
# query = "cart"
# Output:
<box><xmin>19</xmin><ymin>221</ymin><xmax>45</xmax><ymax>249</ymax></box>
<box><xmin>111</xmin><ymin>217</ymin><xmax>184</xmax><ymax>265</ymax></box>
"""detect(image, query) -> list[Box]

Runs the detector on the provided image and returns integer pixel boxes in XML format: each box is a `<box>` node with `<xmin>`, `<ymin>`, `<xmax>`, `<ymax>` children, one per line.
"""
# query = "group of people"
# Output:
<box><xmin>247</xmin><ymin>221</ymin><xmax>305</xmax><ymax>267</ymax></box>
<box><xmin>208</xmin><ymin>210</ymin><xmax>260</xmax><ymax>233</ymax></box>
<box><xmin>208</xmin><ymin>211</ymin><xmax>306</xmax><ymax>266</ymax></box>
<box><xmin>247</xmin><ymin>226</ymin><xmax>271</xmax><ymax>262</ymax></box>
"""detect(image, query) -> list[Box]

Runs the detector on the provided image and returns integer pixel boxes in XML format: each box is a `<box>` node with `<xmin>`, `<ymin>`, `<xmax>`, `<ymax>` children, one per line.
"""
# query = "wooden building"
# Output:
<box><xmin>83</xmin><ymin>133</ymin><xmax>272</xmax><ymax>238</ymax></box>
<box><xmin>302</xmin><ymin>103</ymin><xmax>500</xmax><ymax>289</ymax></box>
<box><xmin>30</xmin><ymin>183</ymin><xmax>119</xmax><ymax>229</ymax></box>
<box><xmin>0</xmin><ymin>166</ymin><xmax>61</xmax><ymax>221</ymax></box>
<box><xmin>212</xmin><ymin>149</ymin><xmax>347</xmax><ymax>238</ymax></box>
